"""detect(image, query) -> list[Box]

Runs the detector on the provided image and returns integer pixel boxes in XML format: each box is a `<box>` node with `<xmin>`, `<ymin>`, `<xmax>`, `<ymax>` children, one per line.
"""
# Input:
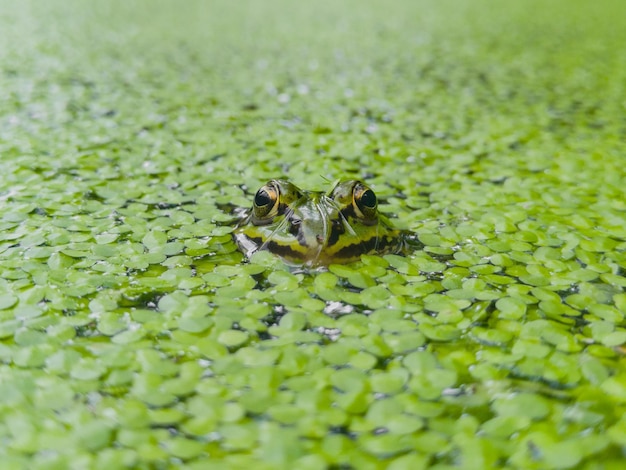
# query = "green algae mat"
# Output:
<box><xmin>2</xmin><ymin>1</ymin><xmax>626</xmax><ymax>468</ymax></box>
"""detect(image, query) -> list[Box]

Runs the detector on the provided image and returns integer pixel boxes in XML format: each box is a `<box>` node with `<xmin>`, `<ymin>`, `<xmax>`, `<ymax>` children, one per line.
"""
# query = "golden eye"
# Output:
<box><xmin>353</xmin><ymin>183</ymin><xmax>378</xmax><ymax>220</ymax></box>
<box><xmin>252</xmin><ymin>183</ymin><xmax>279</xmax><ymax>219</ymax></box>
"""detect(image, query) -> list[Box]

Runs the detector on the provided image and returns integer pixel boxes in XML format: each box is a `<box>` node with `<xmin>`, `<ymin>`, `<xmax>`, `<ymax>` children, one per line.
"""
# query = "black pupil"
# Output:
<box><xmin>254</xmin><ymin>189</ymin><xmax>272</xmax><ymax>207</ymax></box>
<box><xmin>360</xmin><ymin>189</ymin><xmax>377</xmax><ymax>208</ymax></box>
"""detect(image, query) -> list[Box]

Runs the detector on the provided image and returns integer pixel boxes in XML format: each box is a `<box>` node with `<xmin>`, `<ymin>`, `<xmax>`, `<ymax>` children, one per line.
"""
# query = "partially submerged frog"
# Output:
<box><xmin>234</xmin><ymin>179</ymin><xmax>405</xmax><ymax>266</ymax></box>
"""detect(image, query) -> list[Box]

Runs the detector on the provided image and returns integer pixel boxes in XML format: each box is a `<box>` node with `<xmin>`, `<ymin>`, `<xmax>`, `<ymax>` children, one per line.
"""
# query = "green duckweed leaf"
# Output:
<box><xmin>492</xmin><ymin>393</ymin><xmax>550</xmax><ymax>420</ymax></box>
<box><xmin>217</xmin><ymin>330</ymin><xmax>250</xmax><ymax>348</ymax></box>
<box><xmin>495</xmin><ymin>297</ymin><xmax>527</xmax><ymax>320</ymax></box>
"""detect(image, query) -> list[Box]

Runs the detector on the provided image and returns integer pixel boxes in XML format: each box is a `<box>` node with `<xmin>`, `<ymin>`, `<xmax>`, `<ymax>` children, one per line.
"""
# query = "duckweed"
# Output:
<box><xmin>1</xmin><ymin>0</ymin><xmax>626</xmax><ymax>468</ymax></box>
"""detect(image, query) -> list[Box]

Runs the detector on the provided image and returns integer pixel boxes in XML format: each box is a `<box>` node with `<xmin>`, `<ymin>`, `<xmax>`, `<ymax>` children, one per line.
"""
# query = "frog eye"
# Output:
<box><xmin>358</xmin><ymin>189</ymin><xmax>377</xmax><ymax>209</ymax></box>
<box><xmin>254</xmin><ymin>189</ymin><xmax>272</xmax><ymax>207</ymax></box>
<box><xmin>353</xmin><ymin>183</ymin><xmax>378</xmax><ymax>220</ymax></box>
<box><xmin>252</xmin><ymin>183</ymin><xmax>279</xmax><ymax>219</ymax></box>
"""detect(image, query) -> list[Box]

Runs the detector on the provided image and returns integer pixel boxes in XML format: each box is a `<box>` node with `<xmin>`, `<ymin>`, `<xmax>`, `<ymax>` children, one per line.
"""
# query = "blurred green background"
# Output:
<box><xmin>1</xmin><ymin>1</ymin><xmax>626</xmax><ymax>469</ymax></box>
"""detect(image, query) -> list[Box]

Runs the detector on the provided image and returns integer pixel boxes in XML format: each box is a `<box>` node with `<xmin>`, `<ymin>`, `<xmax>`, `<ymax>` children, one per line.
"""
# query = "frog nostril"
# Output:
<box><xmin>288</xmin><ymin>218</ymin><xmax>302</xmax><ymax>236</ymax></box>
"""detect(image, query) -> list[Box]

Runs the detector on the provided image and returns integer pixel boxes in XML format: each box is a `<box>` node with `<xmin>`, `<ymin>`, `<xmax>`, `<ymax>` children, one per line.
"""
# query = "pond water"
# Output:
<box><xmin>1</xmin><ymin>0</ymin><xmax>625</xmax><ymax>468</ymax></box>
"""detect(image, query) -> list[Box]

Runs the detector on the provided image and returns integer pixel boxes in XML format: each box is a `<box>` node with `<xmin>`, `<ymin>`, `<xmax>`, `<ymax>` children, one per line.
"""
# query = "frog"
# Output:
<box><xmin>233</xmin><ymin>179</ymin><xmax>404</xmax><ymax>266</ymax></box>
